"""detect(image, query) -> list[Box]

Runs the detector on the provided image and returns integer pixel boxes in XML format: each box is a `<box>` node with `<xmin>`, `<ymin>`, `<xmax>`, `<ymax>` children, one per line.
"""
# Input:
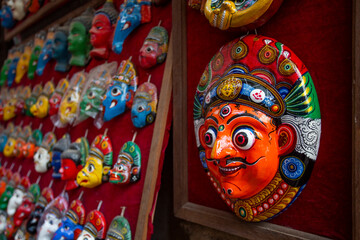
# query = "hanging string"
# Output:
<box><xmin>36</xmin><ymin>175</ymin><xmax>41</xmax><ymax>184</ymax></box>
<box><xmin>78</xmin><ymin>191</ymin><xmax>84</xmax><ymax>200</ymax></box>
<box><xmin>48</xmin><ymin>180</ymin><xmax>54</xmax><ymax>188</ymax></box>
<box><xmin>147</xmin><ymin>74</ymin><xmax>151</xmax><ymax>83</ymax></box>
<box><xmin>120</xmin><ymin>206</ymin><xmax>126</xmax><ymax>217</ymax></box>
<box><xmin>17</xmin><ymin>165</ymin><xmax>22</xmax><ymax>173</ymax></box>
<box><xmin>26</xmin><ymin>170</ymin><xmax>31</xmax><ymax>177</ymax></box>
<box><xmin>97</xmin><ymin>200</ymin><xmax>103</xmax><ymax>211</ymax></box>
<box><xmin>158</xmin><ymin>20</ymin><xmax>162</xmax><ymax>26</ymax></box>
<box><xmin>84</xmin><ymin>129</ymin><xmax>88</xmax><ymax>138</ymax></box>
<box><xmin>132</xmin><ymin>132</ymin><xmax>138</xmax><ymax>143</ymax></box>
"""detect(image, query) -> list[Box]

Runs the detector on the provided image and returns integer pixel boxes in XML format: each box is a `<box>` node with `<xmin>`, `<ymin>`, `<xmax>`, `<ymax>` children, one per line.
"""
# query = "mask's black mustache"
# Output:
<box><xmin>208</xmin><ymin>157</ymin><xmax>263</xmax><ymax>166</ymax></box>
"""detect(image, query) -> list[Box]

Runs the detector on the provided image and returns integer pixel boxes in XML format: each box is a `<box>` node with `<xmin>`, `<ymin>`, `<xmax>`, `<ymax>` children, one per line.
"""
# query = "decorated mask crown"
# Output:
<box><xmin>146</xmin><ymin>26</ymin><xmax>168</xmax><ymax>46</ymax></box>
<box><xmin>113</xmin><ymin>59</ymin><xmax>137</xmax><ymax>86</ymax></box>
<box><xmin>31</xmin><ymin>84</ymin><xmax>43</xmax><ymax>98</ymax></box>
<box><xmin>56</xmin><ymin>25</ymin><xmax>70</xmax><ymax>37</ymax></box>
<box><xmin>27</xmin><ymin>183</ymin><xmax>40</xmax><ymax>203</ymax></box>
<box><xmin>66</xmin><ymin>199</ymin><xmax>85</xmax><ymax>225</ymax></box>
<box><xmin>42</xmin><ymin>81</ymin><xmax>55</xmax><ymax>98</ymax></box>
<box><xmin>52</xmin><ymin>134</ymin><xmax>70</xmax><ymax>152</ymax></box>
<box><xmin>96</xmin><ymin>1</ymin><xmax>119</xmax><ymax>25</ymax></box>
<box><xmin>34</xmin><ymin>30</ymin><xmax>47</xmax><ymax>45</ymax></box>
<box><xmin>21</xmin><ymin>86</ymin><xmax>32</xmax><ymax>100</ymax></box>
<box><xmin>55</xmin><ymin>78</ymin><xmax>69</xmax><ymax>94</ymax></box>
<box><xmin>84</xmin><ymin>210</ymin><xmax>106</xmax><ymax>239</ymax></box>
<box><xmin>40</xmin><ymin>132</ymin><xmax>57</xmax><ymax>151</ymax></box>
<box><xmin>17</xmin><ymin>176</ymin><xmax>30</xmax><ymax>192</ymax></box>
<box><xmin>72</xmin><ymin>8</ymin><xmax>94</xmax><ymax>31</ymax></box>
<box><xmin>89</xmin><ymin>134</ymin><xmax>113</xmax><ymax>167</ymax></box>
<box><xmin>38</xmin><ymin>187</ymin><xmax>54</xmax><ymax>207</ymax></box>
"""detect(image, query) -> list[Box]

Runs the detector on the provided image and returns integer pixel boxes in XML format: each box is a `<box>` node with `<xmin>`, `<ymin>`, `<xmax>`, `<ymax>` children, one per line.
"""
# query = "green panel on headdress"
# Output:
<box><xmin>28</xmin><ymin>183</ymin><xmax>41</xmax><ymax>203</ymax></box>
<box><xmin>121</xmin><ymin>141</ymin><xmax>141</xmax><ymax>167</ymax></box>
<box><xmin>284</xmin><ymin>72</ymin><xmax>321</xmax><ymax>119</ymax></box>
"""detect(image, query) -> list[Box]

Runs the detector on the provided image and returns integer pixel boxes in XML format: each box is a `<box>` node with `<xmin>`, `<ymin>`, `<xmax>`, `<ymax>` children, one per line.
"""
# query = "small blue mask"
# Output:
<box><xmin>0</xmin><ymin>6</ymin><xmax>15</xmax><ymax>29</ymax></box>
<box><xmin>0</xmin><ymin>135</ymin><xmax>8</xmax><ymax>152</ymax></box>
<box><xmin>131</xmin><ymin>98</ymin><xmax>151</xmax><ymax>128</ymax></box>
<box><xmin>36</xmin><ymin>38</ymin><xmax>54</xmax><ymax>76</ymax></box>
<box><xmin>53</xmin><ymin>217</ymin><xmax>83</xmax><ymax>240</ymax></box>
<box><xmin>7</xmin><ymin>57</ymin><xmax>19</xmax><ymax>87</ymax></box>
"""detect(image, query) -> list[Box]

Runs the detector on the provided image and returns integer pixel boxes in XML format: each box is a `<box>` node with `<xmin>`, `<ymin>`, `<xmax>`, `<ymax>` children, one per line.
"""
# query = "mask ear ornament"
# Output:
<box><xmin>194</xmin><ymin>35</ymin><xmax>321</xmax><ymax>222</ymax></box>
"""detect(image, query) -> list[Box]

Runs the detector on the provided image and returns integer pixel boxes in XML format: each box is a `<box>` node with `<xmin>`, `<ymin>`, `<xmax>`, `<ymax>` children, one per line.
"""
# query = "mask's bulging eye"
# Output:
<box><xmin>204</xmin><ymin>127</ymin><xmax>217</xmax><ymax>148</ymax></box>
<box><xmin>233</xmin><ymin>127</ymin><xmax>256</xmax><ymax>150</ymax></box>
<box><xmin>220</xmin><ymin>105</ymin><xmax>231</xmax><ymax>118</ymax></box>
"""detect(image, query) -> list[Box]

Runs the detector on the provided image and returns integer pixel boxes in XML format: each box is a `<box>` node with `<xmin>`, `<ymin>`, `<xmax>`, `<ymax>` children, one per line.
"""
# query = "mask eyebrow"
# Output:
<box><xmin>207</xmin><ymin>115</ymin><xmax>218</xmax><ymax>124</ymax></box>
<box><xmin>226</xmin><ymin>113</ymin><xmax>266</xmax><ymax>127</ymax></box>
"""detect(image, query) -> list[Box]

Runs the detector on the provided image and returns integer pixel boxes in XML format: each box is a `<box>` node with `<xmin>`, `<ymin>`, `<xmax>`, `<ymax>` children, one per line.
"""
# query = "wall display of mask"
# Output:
<box><xmin>24</xmin><ymin>83</ymin><xmax>43</xmax><ymax>117</ymax></box>
<box><xmin>90</xmin><ymin>0</ymin><xmax>118</xmax><ymax>60</ymax></box>
<box><xmin>3</xmin><ymin>125</ymin><xmax>22</xmax><ymax>158</ymax></box>
<box><xmin>139</xmin><ymin>25</ymin><xmax>168</xmax><ymax>69</ymax></box>
<box><xmin>105</xmin><ymin>207</ymin><xmax>131</xmax><ymax>240</ymax></box>
<box><xmin>13</xmin><ymin>125</ymin><xmax>32</xmax><ymax>159</ymax></box>
<box><xmin>77</xmin><ymin>209</ymin><xmax>106</xmax><ymax>240</ymax></box>
<box><xmin>103</xmin><ymin>58</ymin><xmax>138</xmax><ymax>122</ymax></box>
<box><xmin>76</xmin><ymin>61</ymin><xmax>117</xmax><ymax>127</ymax></box>
<box><xmin>77</xmin><ymin>133</ymin><xmax>113</xmax><ymax>188</ymax></box>
<box><xmin>7</xmin><ymin>0</ymin><xmax>27</xmax><ymax>21</ymax></box>
<box><xmin>52</xmin><ymin>199</ymin><xmax>86</xmax><ymax>240</ymax></box>
<box><xmin>30</xmin><ymin>81</ymin><xmax>55</xmax><ymax>118</ymax></box>
<box><xmin>36</xmin><ymin>28</ymin><xmax>56</xmax><ymax>76</ymax></box>
<box><xmin>193</xmin><ymin>35</ymin><xmax>321</xmax><ymax>222</ymax></box>
<box><xmin>7</xmin><ymin>47</ymin><xmax>21</xmax><ymax>87</ymax></box>
<box><xmin>36</xmin><ymin>192</ymin><xmax>68</xmax><ymax>240</ymax></box>
<box><xmin>15</xmin><ymin>41</ymin><xmax>33</xmax><ymax>84</ymax></box>
<box><xmin>60</xmin><ymin>137</ymin><xmax>89</xmax><ymax>191</ymax></box>
<box><xmin>110</xmin><ymin>140</ymin><xmax>141</xmax><ymax>184</ymax></box>
<box><xmin>68</xmin><ymin>8</ymin><xmax>94</xmax><ymax>67</ymax></box>
<box><xmin>52</xmin><ymin>25</ymin><xmax>71</xmax><ymax>72</ymax></box>
<box><xmin>112</xmin><ymin>0</ymin><xmax>151</xmax><ymax>54</ymax></box>
<box><xmin>0</xmin><ymin>48</ymin><xmax>16</xmax><ymax>87</ymax></box>
<box><xmin>34</xmin><ymin>131</ymin><xmax>57</xmax><ymax>173</ymax></box>
<box><xmin>189</xmin><ymin>0</ymin><xmax>283</xmax><ymax>30</ymax></box>
<box><xmin>25</xmin><ymin>185</ymin><xmax>54</xmax><ymax>236</ymax></box>
<box><xmin>131</xmin><ymin>81</ymin><xmax>157</xmax><ymax>128</ymax></box>
<box><xmin>0</xmin><ymin>4</ymin><xmax>15</xmax><ymax>29</ymax></box>
<box><xmin>53</xmin><ymin>71</ymin><xmax>87</xmax><ymax>127</ymax></box>
<box><xmin>49</xmin><ymin>78</ymin><xmax>69</xmax><ymax>117</ymax></box>
<box><xmin>22</xmin><ymin>125</ymin><xmax>43</xmax><ymax>159</ymax></box>
<box><xmin>0</xmin><ymin>122</ymin><xmax>14</xmax><ymax>152</ymax></box>
<box><xmin>28</xmin><ymin>31</ymin><xmax>46</xmax><ymax>80</ymax></box>
<box><xmin>51</xmin><ymin>133</ymin><xmax>71</xmax><ymax>179</ymax></box>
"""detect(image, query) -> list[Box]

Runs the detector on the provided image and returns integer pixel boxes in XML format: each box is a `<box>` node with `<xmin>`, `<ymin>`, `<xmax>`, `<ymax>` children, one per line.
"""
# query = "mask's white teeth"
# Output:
<box><xmin>85</xmin><ymin>104</ymin><xmax>91</xmax><ymax>111</ymax></box>
<box><xmin>110</xmin><ymin>101</ymin><xmax>116</xmax><ymax>109</ymax></box>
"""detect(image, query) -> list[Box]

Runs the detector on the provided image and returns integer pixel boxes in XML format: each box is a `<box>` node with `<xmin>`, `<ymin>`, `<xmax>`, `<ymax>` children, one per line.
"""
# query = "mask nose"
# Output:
<box><xmin>211</xmin><ymin>134</ymin><xmax>236</xmax><ymax>161</ymax></box>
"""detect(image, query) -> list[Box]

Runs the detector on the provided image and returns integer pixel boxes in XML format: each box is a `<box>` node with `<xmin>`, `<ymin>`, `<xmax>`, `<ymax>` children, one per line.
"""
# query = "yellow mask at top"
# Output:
<box><xmin>30</xmin><ymin>81</ymin><xmax>55</xmax><ymax>118</ymax></box>
<box><xmin>15</xmin><ymin>42</ymin><xmax>33</xmax><ymax>84</ymax></box>
<box><xmin>203</xmin><ymin>0</ymin><xmax>276</xmax><ymax>30</ymax></box>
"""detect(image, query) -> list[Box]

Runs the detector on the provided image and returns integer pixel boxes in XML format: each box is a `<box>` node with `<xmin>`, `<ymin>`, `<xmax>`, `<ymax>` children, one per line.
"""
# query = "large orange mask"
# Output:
<box><xmin>194</xmin><ymin>35</ymin><xmax>321</xmax><ymax>222</ymax></box>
